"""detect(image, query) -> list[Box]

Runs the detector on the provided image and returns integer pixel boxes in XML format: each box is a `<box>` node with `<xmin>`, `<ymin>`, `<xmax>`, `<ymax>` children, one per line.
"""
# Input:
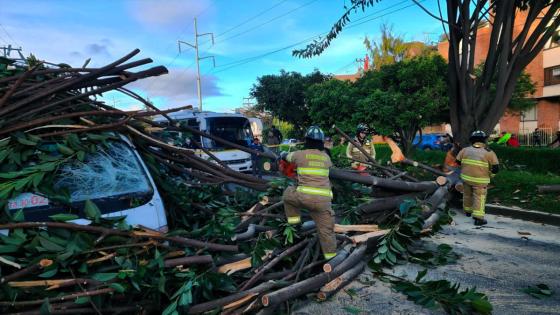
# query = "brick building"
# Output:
<box><xmin>438</xmin><ymin>11</ymin><xmax>560</xmax><ymax>144</ymax></box>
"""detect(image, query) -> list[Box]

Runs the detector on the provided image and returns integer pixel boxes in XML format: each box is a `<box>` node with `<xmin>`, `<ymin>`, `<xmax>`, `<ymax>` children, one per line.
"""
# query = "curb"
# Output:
<box><xmin>485</xmin><ymin>204</ymin><xmax>560</xmax><ymax>226</ymax></box>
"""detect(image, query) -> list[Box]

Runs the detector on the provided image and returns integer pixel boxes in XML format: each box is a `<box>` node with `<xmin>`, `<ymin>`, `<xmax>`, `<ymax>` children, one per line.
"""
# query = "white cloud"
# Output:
<box><xmin>129</xmin><ymin>67</ymin><xmax>223</xmax><ymax>108</ymax></box>
<box><xmin>127</xmin><ymin>0</ymin><xmax>212</xmax><ymax>30</ymax></box>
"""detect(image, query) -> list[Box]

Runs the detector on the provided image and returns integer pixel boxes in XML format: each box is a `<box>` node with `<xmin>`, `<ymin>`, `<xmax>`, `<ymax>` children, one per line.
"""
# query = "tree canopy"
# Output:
<box><xmin>250</xmin><ymin>70</ymin><xmax>329</xmax><ymax>134</ymax></box>
<box><xmin>293</xmin><ymin>0</ymin><xmax>560</xmax><ymax>145</ymax></box>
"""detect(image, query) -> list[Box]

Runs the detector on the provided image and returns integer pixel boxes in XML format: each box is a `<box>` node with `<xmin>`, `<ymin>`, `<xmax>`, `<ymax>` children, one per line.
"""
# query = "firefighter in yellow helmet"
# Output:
<box><xmin>456</xmin><ymin>130</ymin><xmax>500</xmax><ymax>226</ymax></box>
<box><xmin>279</xmin><ymin>126</ymin><xmax>337</xmax><ymax>260</ymax></box>
<box><xmin>346</xmin><ymin>124</ymin><xmax>376</xmax><ymax>171</ymax></box>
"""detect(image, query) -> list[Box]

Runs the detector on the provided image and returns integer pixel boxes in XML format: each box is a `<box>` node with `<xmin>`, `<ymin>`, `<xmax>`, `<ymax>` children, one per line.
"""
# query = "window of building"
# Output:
<box><xmin>521</xmin><ymin>105</ymin><xmax>537</xmax><ymax>121</ymax></box>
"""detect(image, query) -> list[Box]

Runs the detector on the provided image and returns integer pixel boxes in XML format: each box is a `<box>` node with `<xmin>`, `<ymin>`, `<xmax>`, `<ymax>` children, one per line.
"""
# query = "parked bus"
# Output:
<box><xmin>154</xmin><ymin>110</ymin><xmax>255</xmax><ymax>173</ymax></box>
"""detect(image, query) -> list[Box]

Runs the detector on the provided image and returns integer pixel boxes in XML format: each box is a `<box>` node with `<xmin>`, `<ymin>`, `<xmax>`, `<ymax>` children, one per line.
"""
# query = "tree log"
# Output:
<box><xmin>350</xmin><ymin>230</ymin><xmax>389</xmax><ymax>244</ymax></box>
<box><xmin>317</xmin><ymin>260</ymin><xmax>366</xmax><ymax>301</ymax></box>
<box><xmin>401</xmin><ymin>158</ymin><xmax>447</xmax><ymax>176</ymax></box>
<box><xmin>187</xmin><ymin>281</ymin><xmax>287</xmax><ymax>314</ymax></box>
<box><xmin>537</xmin><ymin>185</ymin><xmax>560</xmax><ymax>193</ymax></box>
<box><xmin>329</xmin><ymin>168</ymin><xmax>437</xmax><ymax>192</ymax></box>
<box><xmin>261</xmin><ymin>246</ymin><xmax>367</xmax><ymax>307</ymax></box>
<box><xmin>163</xmin><ymin>255</ymin><xmax>213</xmax><ymax>268</ymax></box>
<box><xmin>358</xmin><ymin>193</ymin><xmax>423</xmax><ymax>214</ymax></box>
<box><xmin>322</xmin><ymin>248</ymin><xmax>349</xmax><ymax>273</ymax></box>
<box><xmin>334</xmin><ymin>224</ymin><xmax>380</xmax><ymax>233</ymax></box>
<box><xmin>217</xmin><ymin>257</ymin><xmax>252</xmax><ymax>275</ymax></box>
<box><xmin>0</xmin><ymin>259</ymin><xmax>52</xmax><ymax>284</ymax></box>
<box><xmin>240</xmin><ymin>239</ymin><xmax>310</xmax><ymax>291</ymax></box>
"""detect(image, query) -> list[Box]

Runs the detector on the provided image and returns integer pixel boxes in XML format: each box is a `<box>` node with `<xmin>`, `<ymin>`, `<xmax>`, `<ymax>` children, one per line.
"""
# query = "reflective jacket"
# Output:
<box><xmin>346</xmin><ymin>137</ymin><xmax>376</xmax><ymax>167</ymax></box>
<box><xmin>286</xmin><ymin>149</ymin><xmax>333</xmax><ymax>198</ymax></box>
<box><xmin>456</xmin><ymin>142</ymin><xmax>499</xmax><ymax>186</ymax></box>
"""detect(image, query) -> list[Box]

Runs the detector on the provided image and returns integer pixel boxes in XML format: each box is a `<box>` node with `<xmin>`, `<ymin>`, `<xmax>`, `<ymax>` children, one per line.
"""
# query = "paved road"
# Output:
<box><xmin>294</xmin><ymin>211</ymin><xmax>560</xmax><ymax>315</ymax></box>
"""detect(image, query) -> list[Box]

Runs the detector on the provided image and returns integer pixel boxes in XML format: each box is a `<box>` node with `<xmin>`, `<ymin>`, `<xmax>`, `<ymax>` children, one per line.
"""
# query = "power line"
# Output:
<box><xmin>334</xmin><ymin>60</ymin><xmax>358</xmax><ymax>74</ymax></box>
<box><xmin>204</xmin><ymin>0</ymin><xmax>318</xmax><ymax>47</ymax></box>
<box><xmin>0</xmin><ymin>24</ymin><xmax>21</xmax><ymax>47</ymax></box>
<box><xmin>197</xmin><ymin>1</ymin><xmax>216</xmax><ymax>18</ymax></box>
<box><xmin>209</xmin><ymin>0</ymin><xmax>421</xmax><ymax>75</ymax></box>
<box><xmin>215</xmin><ymin>0</ymin><xmax>289</xmax><ymax>38</ymax></box>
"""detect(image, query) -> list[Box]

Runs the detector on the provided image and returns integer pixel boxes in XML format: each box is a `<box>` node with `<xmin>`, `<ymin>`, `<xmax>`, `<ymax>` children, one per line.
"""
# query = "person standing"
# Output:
<box><xmin>532</xmin><ymin>128</ymin><xmax>542</xmax><ymax>147</ymax></box>
<box><xmin>456</xmin><ymin>131</ymin><xmax>500</xmax><ymax>226</ymax></box>
<box><xmin>346</xmin><ymin>124</ymin><xmax>376</xmax><ymax>171</ymax></box>
<box><xmin>279</xmin><ymin>126</ymin><xmax>337</xmax><ymax>260</ymax></box>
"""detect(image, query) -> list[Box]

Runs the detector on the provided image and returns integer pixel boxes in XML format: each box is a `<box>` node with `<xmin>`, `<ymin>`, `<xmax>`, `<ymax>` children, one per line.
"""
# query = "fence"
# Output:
<box><xmin>516</xmin><ymin>127</ymin><xmax>555</xmax><ymax>146</ymax></box>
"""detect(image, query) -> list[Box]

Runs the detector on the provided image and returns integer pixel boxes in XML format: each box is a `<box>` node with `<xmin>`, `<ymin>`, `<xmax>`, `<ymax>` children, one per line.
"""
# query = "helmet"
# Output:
<box><xmin>469</xmin><ymin>130</ymin><xmax>488</xmax><ymax>143</ymax></box>
<box><xmin>357</xmin><ymin>124</ymin><xmax>369</xmax><ymax>134</ymax></box>
<box><xmin>305</xmin><ymin>126</ymin><xmax>325</xmax><ymax>142</ymax></box>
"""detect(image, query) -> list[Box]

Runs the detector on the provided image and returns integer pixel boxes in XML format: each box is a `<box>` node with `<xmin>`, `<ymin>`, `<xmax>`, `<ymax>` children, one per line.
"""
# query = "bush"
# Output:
<box><xmin>488</xmin><ymin>145</ymin><xmax>560</xmax><ymax>175</ymax></box>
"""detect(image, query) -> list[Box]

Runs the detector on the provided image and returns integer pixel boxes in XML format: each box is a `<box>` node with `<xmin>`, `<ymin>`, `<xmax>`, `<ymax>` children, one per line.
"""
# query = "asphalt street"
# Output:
<box><xmin>293</xmin><ymin>210</ymin><xmax>560</xmax><ymax>315</ymax></box>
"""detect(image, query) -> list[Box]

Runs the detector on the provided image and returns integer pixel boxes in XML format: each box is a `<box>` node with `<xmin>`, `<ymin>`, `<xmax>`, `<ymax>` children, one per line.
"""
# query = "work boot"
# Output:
<box><xmin>465</xmin><ymin>212</ymin><xmax>472</xmax><ymax>217</ymax></box>
<box><xmin>473</xmin><ymin>218</ymin><xmax>487</xmax><ymax>226</ymax></box>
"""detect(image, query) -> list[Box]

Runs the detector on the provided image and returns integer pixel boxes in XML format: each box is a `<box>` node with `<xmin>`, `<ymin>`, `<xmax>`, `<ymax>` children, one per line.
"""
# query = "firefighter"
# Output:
<box><xmin>279</xmin><ymin>126</ymin><xmax>337</xmax><ymax>260</ymax></box>
<box><xmin>346</xmin><ymin>124</ymin><xmax>376</xmax><ymax>171</ymax></box>
<box><xmin>456</xmin><ymin>130</ymin><xmax>500</xmax><ymax>226</ymax></box>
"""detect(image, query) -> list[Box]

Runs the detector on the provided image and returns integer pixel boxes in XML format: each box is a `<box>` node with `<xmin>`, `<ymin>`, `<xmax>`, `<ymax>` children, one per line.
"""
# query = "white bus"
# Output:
<box><xmin>154</xmin><ymin>110</ymin><xmax>255</xmax><ymax>173</ymax></box>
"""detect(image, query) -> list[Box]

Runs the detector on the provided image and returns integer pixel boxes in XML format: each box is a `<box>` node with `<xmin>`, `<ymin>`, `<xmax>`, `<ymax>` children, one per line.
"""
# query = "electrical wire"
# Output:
<box><xmin>209</xmin><ymin>0</ymin><xmax>422</xmax><ymax>75</ymax></box>
<box><xmin>215</xmin><ymin>0</ymin><xmax>289</xmax><ymax>38</ymax></box>
<box><xmin>0</xmin><ymin>24</ymin><xmax>22</xmax><ymax>47</ymax></box>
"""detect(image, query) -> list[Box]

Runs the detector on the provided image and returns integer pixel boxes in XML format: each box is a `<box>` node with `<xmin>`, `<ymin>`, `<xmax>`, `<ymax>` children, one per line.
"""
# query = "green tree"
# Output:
<box><xmin>293</xmin><ymin>0</ymin><xmax>560</xmax><ymax>146</ymax></box>
<box><xmin>306</xmin><ymin>79</ymin><xmax>358</xmax><ymax>133</ymax></box>
<box><xmin>364</xmin><ymin>24</ymin><xmax>409</xmax><ymax>70</ymax></box>
<box><xmin>354</xmin><ymin>55</ymin><xmax>449</xmax><ymax>155</ymax></box>
<box><xmin>250</xmin><ymin>70</ymin><xmax>329</xmax><ymax>135</ymax></box>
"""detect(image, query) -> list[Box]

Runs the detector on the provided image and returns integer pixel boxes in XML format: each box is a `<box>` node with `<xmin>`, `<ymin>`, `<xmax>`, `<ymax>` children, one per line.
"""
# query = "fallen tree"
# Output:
<box><xmin>0</xmin><ymin>52</ymin><xmax>470</xmax><ymax>314</ymax></box>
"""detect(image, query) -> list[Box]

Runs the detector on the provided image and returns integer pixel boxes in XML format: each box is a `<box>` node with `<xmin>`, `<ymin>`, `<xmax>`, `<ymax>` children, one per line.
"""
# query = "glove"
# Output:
<box><xmin>279</xmin><ymin>151</ymin><xmax>289</xmax><ymax>161</ymax></box>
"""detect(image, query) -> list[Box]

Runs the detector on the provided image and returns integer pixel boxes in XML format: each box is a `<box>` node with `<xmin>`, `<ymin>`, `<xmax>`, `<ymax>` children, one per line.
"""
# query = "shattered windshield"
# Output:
<box><xmin>54</xmin><ymin>141</ymin><xmax>153</xmax><ymax>202</ymax></box>
<box><xmin>202</xmin><ymin>117</ymin><xmax>253</xmax><ymax>149</ymax></box>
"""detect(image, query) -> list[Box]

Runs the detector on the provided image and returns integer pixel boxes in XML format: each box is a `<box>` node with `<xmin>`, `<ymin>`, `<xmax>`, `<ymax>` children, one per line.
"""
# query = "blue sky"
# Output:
<box><xmin>0</xmin><ymin>0</ymin><xmax>445</xmax><ymax>112</ymax></box>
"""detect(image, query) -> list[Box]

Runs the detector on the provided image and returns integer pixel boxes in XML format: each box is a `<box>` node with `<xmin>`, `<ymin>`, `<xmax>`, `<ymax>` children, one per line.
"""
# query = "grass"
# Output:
<box><xmin>488</xmin><ymin>171</ymin><xmax>560</xmax><ymax>214</ymax></box>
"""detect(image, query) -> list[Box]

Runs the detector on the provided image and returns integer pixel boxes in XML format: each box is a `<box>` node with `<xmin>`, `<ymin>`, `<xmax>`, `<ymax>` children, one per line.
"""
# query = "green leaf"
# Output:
<box><xmin>178</xmin><ymin>290</ymin><xmax>193</xmax><ymax>306</ymax></box>
<box><xmin>378</xmin><ymin>245</ymin><xmax>388</xmax><ymax>254</ymax></box>
<box><xmin>74</xmin><ymin>297</ymin><xmax>90</xmax><ymax>305</ymax></box>
<box><xmin>109</xmin><ymin>283</ymin><xmax>126</xmax><ymax>293</ymax></box>
<box><xmin>471</xmin><ymin>298</ymin><xmax>493</xmax><ymax>314</ymax></box>
<box><xmin>56</xmin><ymin>144</ymin><xmax>75</xmax><ymax>155</ymax></box>
<box><xmin>13</xmin><ymin>209</ymin><xmax>25</xmax><ymax>222</ymax></box>
<box><xmin>84</xmin><ymin>200</ymin><xmax>101</xmax><ymax>222</ymax></box>
<box><xmin>17</xmin><ymin>137</ymin><xmax>38</xmax><ymax>146</ymax></box>
<box><xmin>77</xmin><ymin>151</ymin><xmax>86</xmax><ymax>162</ymax></box>
<box><xmin>38</xmin><ymin>267</ymin><xmax>58</xmax><ymax>278</ymax></box>
<box><xmin>415</xmin><ymin>269</ymin><xmax>428</xmax><ymax>283</ymax></box>
<box><xmin>39</xmin><ymin>237</ymin><xmax>65</xmax><ymax>252</ymax></box>
<box><xmin>0</xmin><ymin>244</ymin><xmax>20</xmax><ymax>253</ymax></box>
<box><xmin>39</xmin><ymin>298</ymin><xmax>51</xmax><ymax>315</ymax></box>
<box><xmin>92</xmin><ymin>273</ymin><xmax>118</xmax><ymax>282</ymax></box>
<box><xmin>49</xmin><ymin>214</ymin><xmax>79</xmax><ymax>222</ymax></box>
<box><xmin>161</xmin><ymin>300</ymin><xmax>178</xmax><ymax>315</ymax></box>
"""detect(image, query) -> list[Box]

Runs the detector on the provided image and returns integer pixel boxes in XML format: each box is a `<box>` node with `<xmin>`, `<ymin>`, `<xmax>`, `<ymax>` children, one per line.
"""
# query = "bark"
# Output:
<box><xmin>358</xmin><ymin>193</ymin><xmax>424</xmax><ymax>215</ymax></box>
<box><xmin>317</xmin><ymin>260</ymin><xmax>365</xmax><ymax>301</ymax></box>
<box><xmin>187</xmin><ymin>281</ymin><xmax>287</xmax><ymax>314</ymax></box>
<box><xmin>330</xmin><ymin>168</ymin><xmax>437</xmax><ymax>192</ymax></box>
<box><xmin>322</xmin><ymin>248</ymin><xmax>349</xmax><ymax>273</ymax></box>
<box><xmin>163</xmin><ymin>255</ymin><xmax>213</xmax><ymax>268</ymax></box>
<box><xmin>537</xmin><ymin>185</ymin><xmax>560</xmax><ymax>193</ymax></box>
<box><xmin>261</xmin><ymin>246</ymin><xmax>367</xmax><ymax>307</ymax></box>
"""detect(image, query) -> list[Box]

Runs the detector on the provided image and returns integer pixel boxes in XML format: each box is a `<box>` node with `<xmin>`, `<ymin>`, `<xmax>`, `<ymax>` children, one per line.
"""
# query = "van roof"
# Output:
<box><xmin>153</xmin><ymin>110</ymin><xmax>247</xmax><ymax>122</ymax></box>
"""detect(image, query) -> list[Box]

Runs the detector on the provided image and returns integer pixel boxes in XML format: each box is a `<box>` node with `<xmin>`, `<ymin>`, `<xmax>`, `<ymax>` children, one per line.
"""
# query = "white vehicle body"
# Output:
<box><xmin>4</xmin><ymin>135</ymin><xmax>168</xmax><ymax>233</ymax></box>
<box><xmin>154</xmin><ymin>110</ymin><xmax>254</xmax><ymax>173</ymax></box>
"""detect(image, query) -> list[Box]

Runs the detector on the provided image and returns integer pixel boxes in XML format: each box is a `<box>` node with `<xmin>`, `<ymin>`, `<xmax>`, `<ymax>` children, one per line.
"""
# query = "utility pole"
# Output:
<box><xmin>243</xmin><ymin>97</ymin><xmax>255</xmax><ymax>108</ymax></box>
<box><xmin>178</xmin><ymin>18</ymin><xmax>215</xmax><ymax>112</ymax></box>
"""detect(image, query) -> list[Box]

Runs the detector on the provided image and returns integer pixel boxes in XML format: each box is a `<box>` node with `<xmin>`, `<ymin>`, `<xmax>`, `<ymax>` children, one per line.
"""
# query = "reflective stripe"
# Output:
<box><xmin>287</xmin><ymin>216</ymin><xmax>301</xmax><ymax>224</ymax></box>
<box><xmin>324</xmin><ymin>252</ymin><xmax>337</xmax><ymax>260</ymax></box>
<box><xmin>296</xmin><ymin>186</ymin><xmax>333</xmax><ymax>197</ymax></box>
<box><xmin>460</xmin><ymin>174</ymin><xmax>490</xmax><ymax>184</ymax></box>
<box><xmin>297</xmin><ymin>167</ymin><xmax>329</xmax><ymax>176</ymax></box>
<box><xmin>305</xmin><ymin>154</ymin><xmax>327</xmax><ymax>161</ymax></box>
<box><xmin>286</xmin><ymin>152</ymin><xmax>295</xmax><ymax>163</ymax></box>
<box><xmin>464</xmin><ymin>206</ymin><xmax>472</xmax><ymax>213</ymax></box>
<box><xmin>473</xmin><ymin>194</ymin><xmax>486</xmax><ymax>218</ymax></box>
<box><xmin>462</xmin><ymin>159</ymin><xmax>489</xmax><ymax>168</ymax></box>
<box><xmin>308</xmin><ymin>161</ymin><xmax>325</xmax><ymax>167</ymax></box>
